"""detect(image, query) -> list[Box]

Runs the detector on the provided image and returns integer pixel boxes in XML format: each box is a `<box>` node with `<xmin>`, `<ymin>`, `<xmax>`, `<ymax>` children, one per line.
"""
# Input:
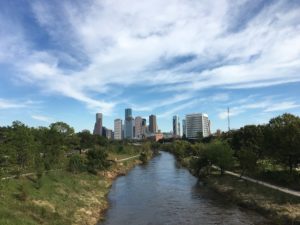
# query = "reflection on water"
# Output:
<box><xmin>100</xmin><ymin>152</ymin><xmax>268</xmax><ymax>225</ymax></box>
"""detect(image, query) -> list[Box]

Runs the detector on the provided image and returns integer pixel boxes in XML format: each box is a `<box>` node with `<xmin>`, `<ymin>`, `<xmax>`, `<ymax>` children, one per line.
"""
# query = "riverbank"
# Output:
<box><xmin>205</xmin><ymin>173</ymin><xmax>300</xmax><ymax>225</ymax></box>
<box><xmin>0</xmin><ymin>155</ymin><xmax>141</xmax><ymax>225</ymax></box>
<box><xmin>182</xmin><ymin>157</ymin><xmax>300</xmax><ymax>225</ymax></box>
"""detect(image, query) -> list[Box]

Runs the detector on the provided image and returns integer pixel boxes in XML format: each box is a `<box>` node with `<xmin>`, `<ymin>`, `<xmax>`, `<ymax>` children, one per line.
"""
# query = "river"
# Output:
<box><xmin>100</xmin><ymin>151</ymin><xmax>268</xmax><ymax>225</ymax></box>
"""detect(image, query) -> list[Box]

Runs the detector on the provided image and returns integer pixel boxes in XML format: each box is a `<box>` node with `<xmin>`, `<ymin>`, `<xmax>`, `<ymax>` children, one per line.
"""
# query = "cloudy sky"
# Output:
<box><xmin>0</xmin><ymin>0</ymin><xmax>300</xmax><ymax>132</ymax></box>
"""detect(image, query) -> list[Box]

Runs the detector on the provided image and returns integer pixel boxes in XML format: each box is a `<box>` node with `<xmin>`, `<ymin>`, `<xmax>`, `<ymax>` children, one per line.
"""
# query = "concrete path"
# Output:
<box><xmin>116</xmin><ymin>155</ymin><xmax>140</xmax><ymax>162</ymax></box>
<box><xmin>212</xmin><ymin>165</ymin><xmax>300</xmax><ymax>198</ymax></box>
<box><xmin>1</xmin><ymin>169</ymin><xmax>62</xmax><ymax>181</ymax></box>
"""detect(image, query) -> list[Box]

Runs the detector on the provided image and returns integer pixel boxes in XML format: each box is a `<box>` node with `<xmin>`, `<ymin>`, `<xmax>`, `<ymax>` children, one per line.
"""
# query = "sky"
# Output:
<box><xmin>0</xmin><ymin>0</ymin><xmax>300</xmax><ymax>133</ymax></box>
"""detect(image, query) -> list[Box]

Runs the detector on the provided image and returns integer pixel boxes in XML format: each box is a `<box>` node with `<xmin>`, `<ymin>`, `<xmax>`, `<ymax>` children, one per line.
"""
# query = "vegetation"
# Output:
<box><xmin>164</xmin><ymin>113</ymin><xmax>300</xmax><ymax>224</ymax></box>
<box><xmin>0</xmin><ymin>120</ymin><xmax>157</xmax><ymax>224</ymax></box>
<box><xmin>165</xmin><ymin>113</ymin><xmax>300</xmax><ymax>190</ymax></box>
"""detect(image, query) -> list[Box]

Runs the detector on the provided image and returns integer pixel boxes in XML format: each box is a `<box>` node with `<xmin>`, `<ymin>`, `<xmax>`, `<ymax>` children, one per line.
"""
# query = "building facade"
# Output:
<box><xmin>124</xmin><ymin>108</ymin><xmax>134</xmax><ymax>139</ymax></box>
<box><xmin>93</xmin><ymin>113</ymin><xmax>103</xmax><ymax>136</ymax></box>
<box><xmin>134</xmin><ymin>116</ymin><xmax>143</xmax><ymax>139</ymax></box>
<box><xmin>172</xmin><ymin>115</ymin><xmax>181</xmax><ymax>137</ymax></box>
<box><xmin>185</xmin><ymin>113</ymin><xmax>210</xmax><ymax>139</ymax></box>
<box><xmin>149</xmin><ymin>114</ymin><xmax>157</xmax><ymax>133</ymax></box>
<box><xmin>114</xmin><ymin>119</ymin><xmax>122</xmax><ymax>140</ymax></box>
<box><xmin>182</xmin><ymin>119</ymin><xmax>186</xmax><ymax>137</ymax></box>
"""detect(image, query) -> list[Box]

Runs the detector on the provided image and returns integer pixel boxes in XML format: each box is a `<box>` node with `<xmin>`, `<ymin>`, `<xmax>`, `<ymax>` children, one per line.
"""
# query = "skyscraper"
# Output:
<box><xmin>134</xmin><ymin>116</ymin><xmax>142</xmax><ymax>139</ymax></box>
<box><xmin>149</xmin><ymin>114</ymin><xmax>157</xmax><ymax>133</ymax></box>
<box><xmin>185</xmin><ymin>113</ymin><xmax>210</xmax><ymax>139</ymax></box>
<box><xmin>172</xmin><ymin>115</ymin><xmax>180</xmax><ymax>137</ymax></box>
<box><xmin>93</xmin><ymin>113</ymin><xmax>103</xmax><ymax>136</ymax></box>
<box><xmin>125</xmin><ymin>108</ymin><xmax>132</xmax><ymax>119</ymax></box>
<box><xmin>125</xmin><ymin>108</ymin><xmax>134</xmax><ymax>139</ymax></box>
<box><xmin>114</xmin><ymin>119</ymin><xmax>122</xmax><ymax>140</ymax></box>
<box><xmin>182</xmin><ymin>119</ymin><xmax>186</xmax><ymax>137</ymax></box>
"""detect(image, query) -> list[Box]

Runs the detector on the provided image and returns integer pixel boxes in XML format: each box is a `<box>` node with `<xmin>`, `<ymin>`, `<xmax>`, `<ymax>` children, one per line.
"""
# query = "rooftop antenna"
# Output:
<box><xmin>227</xmin><ymin>107</ymin><xmax>230</xmax><ymax>132</ymax></box>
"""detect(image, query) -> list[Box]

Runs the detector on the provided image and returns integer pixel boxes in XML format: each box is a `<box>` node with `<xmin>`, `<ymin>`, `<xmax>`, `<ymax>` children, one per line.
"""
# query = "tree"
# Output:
<box><xmin>205</xmin><ymin>141</ymin><xmax>235</xmax><ymax>175</ymax></box>
<box><xmin>238</xmin><ymin>148</ymin><xmax>258</xmax><ymax>176</ymax></box>
<box><xmin>10</xmin><ymin>121</ymin><xmax>36</xmax><ymax>169</ymax></box>
<box><xmin>265</xmin><ymin>113</ymin><xmax>300</xmax><ymax>173</ymax></box>
<box><xmin>77</xmin><ymin>130</ymin><xmax>94</xmax><ymax>149</ymax></box>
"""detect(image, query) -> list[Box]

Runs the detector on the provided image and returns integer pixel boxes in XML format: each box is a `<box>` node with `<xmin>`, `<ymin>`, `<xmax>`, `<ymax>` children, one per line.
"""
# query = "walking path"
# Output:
<box><xmin>1</xmin><ymin>155</ymin><xmax>140</xmax><ymax>181</ymax></box>
<box><xmin>212</xmin><ymin>165</ymin><xmax>300</xmax><ymax>198</ymax></box>
<box><xmin>1</xmin><ymin>169</ymin><xmax>62</xmax><ymax>181</ymax></box>
<box><xmin>116</xmin><ymin>155</ymin><xmax>140</xmax><ymax>162</ymax></box>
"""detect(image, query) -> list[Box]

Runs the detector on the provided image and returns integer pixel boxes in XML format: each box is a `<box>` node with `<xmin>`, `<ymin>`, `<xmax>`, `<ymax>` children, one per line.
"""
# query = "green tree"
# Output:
<box><xmin>265</xmin><ymin>113</ymin><xmax>300</xmax><ymax>173</ymax></box>
<box><xmin>10</xmin><ymin>121</ymin><xmax>37</xmax><ymax>169</ymax></box>
<box><xmin>206</xmin><ymin>141</ymin><xmax>235</xmax><ymax>175</ymax></box>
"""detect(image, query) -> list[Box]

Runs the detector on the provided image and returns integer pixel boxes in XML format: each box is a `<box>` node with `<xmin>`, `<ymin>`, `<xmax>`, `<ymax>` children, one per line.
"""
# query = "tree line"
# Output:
<box><xmin>0</xmin><ymin>121</ymin><xmax>140</xmax><ymax>177</ymax></box>
<box><xmin>165</xmin><ymin>113</ymin><xmax>300</xmax><ymax>189</ymax></box>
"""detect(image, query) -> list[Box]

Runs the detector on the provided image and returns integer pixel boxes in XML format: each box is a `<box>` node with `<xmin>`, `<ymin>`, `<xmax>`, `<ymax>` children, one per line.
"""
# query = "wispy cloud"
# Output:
<box><xmin>264</xmin><ymin>101</ymin><xmax>300</xmax><ymax>112</ymax></box>
<box><xmin>0</xmin><ymin>98</ymin><xmax>36</xmax><ymax>110</ymax></box>
<box><xmin>218</xmin><ymin>97</ymin><xmax>300</xmax><ymax>119</ymax></box>
<box><xmin>31</xmin><ymin>115</ymin><xmax>53</xmax><ymax>123</ymax></box>
<box><xmin>1</xmin><ymin>0</ymin><xmax>300</xmax><ymax>121</ymax></box>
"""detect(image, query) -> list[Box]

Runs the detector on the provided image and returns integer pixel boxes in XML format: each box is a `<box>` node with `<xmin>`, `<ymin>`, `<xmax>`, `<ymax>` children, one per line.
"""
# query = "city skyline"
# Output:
<box><xmin>0</xmin><ymin>1</ymin><xmax>300</xmax><ymax>133</ymax></box>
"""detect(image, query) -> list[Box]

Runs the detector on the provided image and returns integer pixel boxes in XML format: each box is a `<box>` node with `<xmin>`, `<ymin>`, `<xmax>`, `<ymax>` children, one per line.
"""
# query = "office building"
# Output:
<box><xmin>149</xmin><ymin>114</ymin><xmax>157</xmax><ymax>133</ymax></box>
<box><xmin>114</xmin><ymin>119</ymin><xmax>122</xmax><ymax>140</ymax></box>
<box><xmin>185</xmin><ymin>113</ymin><xmax>210</xmax><ymax>139</ymax></box>
<box><xmin>125</xmin><ymin>108</ymin><xmax>134</xmax><ymax>139</ymax></box>
<box><xmin>134</xmin><ymin>116</ymin><xmax>143</xmax><ymax>139</ymax></box>
<box><xmin>182</xmin><ymin>119</ymin><xmax>186</xmax><ymax>137</ymax></box>
<box><xmin>102</xmin><ymin>127</ymin><xmax>112</xmax><ymax>139</ymax></box>
<box><xmin>93</xmin><ymin>113</ymin><xmax>103</xmax><ymax>136</ymax></box>
<box><xmin>172</xmin><ymin>115</ymin><xmax>181</xmax><ymax>137</ymax></box>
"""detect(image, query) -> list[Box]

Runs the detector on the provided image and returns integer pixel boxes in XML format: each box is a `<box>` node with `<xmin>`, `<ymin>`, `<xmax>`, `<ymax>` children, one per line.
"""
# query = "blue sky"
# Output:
<box><xmin>0</xmin><ymin>0</ymin><xmax>300</xmax><ymax>133</ymax></box>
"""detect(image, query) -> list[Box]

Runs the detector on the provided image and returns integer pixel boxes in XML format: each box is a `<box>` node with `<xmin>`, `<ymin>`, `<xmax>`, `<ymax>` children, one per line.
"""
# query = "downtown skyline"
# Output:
<box><xmin>0</xmin><ymin>0</ymin><xmax>300</xmax><ymax>133</ymax></box>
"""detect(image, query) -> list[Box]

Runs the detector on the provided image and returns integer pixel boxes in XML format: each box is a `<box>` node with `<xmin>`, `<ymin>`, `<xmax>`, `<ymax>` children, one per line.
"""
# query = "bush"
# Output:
<box><xmin>86</xmin><ymin>147</ymin><xmax>109</xmax><ymax>173</ymax></box>
<box><xmin>68</xmin><ymin>154</ymin><xmax>86</xmax><ymax>173</ymax></box>
<box><xmin>139</xmin><ymin>152</ymin><xmax>148</xmax><ymax>164</ymax></box>
<box><xmin>16</xmin><ymin>184</ymin><xmax>28</xmax><ymax>201</ymax></box>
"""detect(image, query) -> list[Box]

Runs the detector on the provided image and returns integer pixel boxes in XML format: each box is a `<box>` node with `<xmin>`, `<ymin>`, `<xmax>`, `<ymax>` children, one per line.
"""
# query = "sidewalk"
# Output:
<box><xmin>212</xmin><ymin>165</ymin><xmax>300</xmax><ymax>198</ymax></box>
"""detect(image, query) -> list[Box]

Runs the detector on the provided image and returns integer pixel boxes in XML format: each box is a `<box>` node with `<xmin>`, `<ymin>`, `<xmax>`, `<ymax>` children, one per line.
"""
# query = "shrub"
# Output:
<box><xmin>86</xmin><ymin>147</ymin><xmax>109</xmax><ymax>173</ymax></box>
<box><xmin>68</xmin><ymin>154</ymin><xmax>86</xmax><ymax>173</ymax></box>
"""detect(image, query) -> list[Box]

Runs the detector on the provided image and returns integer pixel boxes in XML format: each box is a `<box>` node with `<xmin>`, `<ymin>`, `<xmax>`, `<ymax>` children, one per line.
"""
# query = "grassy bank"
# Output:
<box><xmin>205</xmin><ymin>172</ymin><xmax>300</xmax><ymax>225</ymax></box>
<box><xmin>0</xmin><ymin>154</ymin><xmax>141</xmax><ymax>225</ymax></box>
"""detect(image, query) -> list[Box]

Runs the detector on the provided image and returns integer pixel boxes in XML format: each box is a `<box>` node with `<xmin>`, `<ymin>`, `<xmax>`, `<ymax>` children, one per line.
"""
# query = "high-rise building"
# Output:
<box><xmin>172</xmin><ymin>115</ymin><xmax>180</xmax><ymax>137</ymax></box>
<box><xmin>134</xmin><ymin>116</ymin><xmax>143</xmax><ymax>139</ymax></box>
<box><xmin>182</xmin><ymin>119</ymin><xmax>186</xmax><ymax>137</ymax></box>
<box><xmin>141</xmin><ymin>118</ymin><xmax>147</xmax><ymax>138</ymax></box>
<box><xmin>185</xmin><ymin>113</ymin><xmax>210</xmax><ymax>139</ymax></box>
<box><xmin>93</xmin><ymin>113</ymin><xmax>103</xmax><ymax>136</ymax></box>
<box><xmin>114</xmin><ymin>119</ymin><xmax>122</xmax><ymax>140</ymax></box>
<box><xmin>125</xmin><ymin>108</ymin><xmax>134</xmax><ymax>139</ymax></box>
<box><xmin>125</xmin><ymin>108</ymin><xmax>132</xmax><ymax>119</ymax></box>
<box><xmin>149</xmin><ymin>114</ymin><xmax>157</xmax><ymax>133</ymax></box>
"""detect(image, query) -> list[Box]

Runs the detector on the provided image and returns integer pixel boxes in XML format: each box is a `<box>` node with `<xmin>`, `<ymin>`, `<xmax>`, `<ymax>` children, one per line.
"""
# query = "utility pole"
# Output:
<box><xmin>227</xmin><ymin>107</ymin><xmax>230</xmax><ymax>132</ymax></box>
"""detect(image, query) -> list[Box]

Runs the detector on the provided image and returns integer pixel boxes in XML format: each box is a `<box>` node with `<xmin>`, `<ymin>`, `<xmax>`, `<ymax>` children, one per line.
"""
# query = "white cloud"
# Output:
<box><xmin>31</xmin><ymin>115</ymin><xmax>53</xmax><ymax>123</ymax></box>
<box><xmin>264</xmin><ymin>101</ymin><xmax>300</xmax><ymax>112</ymax></box>
<box><xmin>1</xmin><ymin>0</ymin><xmax>300</xmax><ymax>116</ymax></box>
<box><xmin>0</xmin><ymin>99</ymin><xmax>36</xmax><ymax>110</ymax></box>
<box><xmin>218</xmin><ymin>98</ymin><xmax>300</xmax><ymax>119</ymax></box>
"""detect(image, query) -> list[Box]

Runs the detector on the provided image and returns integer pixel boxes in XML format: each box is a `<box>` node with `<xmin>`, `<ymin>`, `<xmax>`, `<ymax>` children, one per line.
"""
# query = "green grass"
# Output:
<box><xmin>0</xmin><ymin>150</ymin><xmax>141</xmax><ymax>225</ymax></box>
<box><xmin>206</xmin><ymin>173</ymin><xmax>300</xmax><ymax>224</ymax></box>
<box><xmin>0</xmin><ymin>170</ymin><xmax>110</xmax><ymax>225</ymax></box>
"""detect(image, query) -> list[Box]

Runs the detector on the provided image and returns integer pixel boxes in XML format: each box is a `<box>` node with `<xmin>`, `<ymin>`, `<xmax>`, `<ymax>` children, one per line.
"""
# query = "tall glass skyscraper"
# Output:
<box><xmin>125</xmin><ymin>108</ymin><xmax>134</xmax><ymax>139</ymax></box>
<box><xmin>172</xmin><ymin>115</ymin><xmax>180</xmax><ymax>137</ymax></box>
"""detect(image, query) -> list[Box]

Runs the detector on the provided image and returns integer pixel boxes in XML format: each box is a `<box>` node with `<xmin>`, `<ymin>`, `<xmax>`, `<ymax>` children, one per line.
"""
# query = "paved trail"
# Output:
<box><xmin>212</xmin><ymin>165</ymin><xmax>300</xmax><ymax>198</ymax></box>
